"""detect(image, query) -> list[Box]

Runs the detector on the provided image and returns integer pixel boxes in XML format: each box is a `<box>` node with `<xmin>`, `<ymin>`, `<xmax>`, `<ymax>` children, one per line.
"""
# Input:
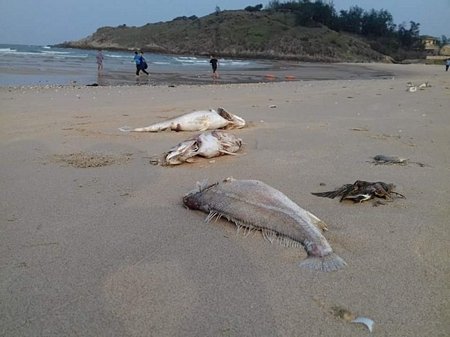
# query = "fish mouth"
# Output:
<box><xmin>164</xmin><ymin>139</ymin><xmax>199</xmax><ymax>165</ymax></box>
<box><xmin>217</xmin><ymin>107</ymin><xmax>246</xmax><ymax>128</ymax></box>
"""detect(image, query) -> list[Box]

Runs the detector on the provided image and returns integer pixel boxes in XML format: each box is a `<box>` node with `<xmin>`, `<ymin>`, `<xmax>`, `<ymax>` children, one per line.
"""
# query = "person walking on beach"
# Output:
<box><xmin>445</xmin><ymin>58</ymin><xmax>450</xmax><ymax>72</ymax></box>
<box><xmin>134</xmin><ymin>51</ymin><xmax>149</xmax><ymax>76</ymax></box>
<box><xmin>210</xmin><ymin>55</ymin><xmax>219</xmax><ymax>79</ymax></box>
<box><xmin>96</xmin><ymin>50</ymin><xmax>104</xmax><ymax>72</ymax></box>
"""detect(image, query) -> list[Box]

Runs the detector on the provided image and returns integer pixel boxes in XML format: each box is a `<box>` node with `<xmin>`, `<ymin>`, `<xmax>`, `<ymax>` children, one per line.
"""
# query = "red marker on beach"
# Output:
<box><xmin>264</xmin><ymin>74</ymin><xmax>276</xmax><ymax>80</ymax></box>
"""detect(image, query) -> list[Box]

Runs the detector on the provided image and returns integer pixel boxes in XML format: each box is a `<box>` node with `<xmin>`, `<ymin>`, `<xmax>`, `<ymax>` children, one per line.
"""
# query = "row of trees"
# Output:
<box><xmin>248</xmin><ymin>1</ymin><xmax>423</xmax><ymax>52</ymax></box>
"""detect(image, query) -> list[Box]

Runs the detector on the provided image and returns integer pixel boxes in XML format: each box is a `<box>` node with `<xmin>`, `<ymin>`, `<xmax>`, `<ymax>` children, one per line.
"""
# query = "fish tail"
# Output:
<box><xmin>118</xmin><ymin>126</ymin><xmax>133</xmax><ymax>132</ymax></box>
<box><xmin>299</xmin><ymin>253</ymin><xmax>347</xmax><ymax>272</ymax></box>
<box><xmin>133</xmin><ymin>127</ymin><xmax>155</xmax><ymax>132</ymax></box>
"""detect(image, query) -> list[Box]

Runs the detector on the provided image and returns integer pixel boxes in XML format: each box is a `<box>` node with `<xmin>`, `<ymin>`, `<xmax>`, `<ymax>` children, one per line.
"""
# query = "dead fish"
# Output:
<box><xmin>418</xmin><ymin>81</ymin><xmax>431</xmax><ymax>89</ymax></box>
<box><xmin>371</xmin><ymin>154</ymin><xmax>426</xmax><ymax>167</ymax></box>
<box><xmin>406</xmin><ymin>81</ymin><xmax>431</xmax><ymax>92</ymax></box>
<box><xmin>119</xmin><ymin>107</ymin><xmax>245</xmax><ymax>132</ymax></box>
<box><xmin>150</xmin><ymin>130</ymin><xmax>243</xmax><ymax>166</ymax></box>
<box><xmin>312</xmin><ymin>180</ymin><xmax>405</xmax><ymax>203</ymax></box>
<box><xmin>183</xmin><ymin>178</ymin><xmax>346</xmax><ymax>272</ymax></box>
<box><xmin>372</xmin><ymin>154</ymin><xmax>409</xmax><ymax>165</ymax></box>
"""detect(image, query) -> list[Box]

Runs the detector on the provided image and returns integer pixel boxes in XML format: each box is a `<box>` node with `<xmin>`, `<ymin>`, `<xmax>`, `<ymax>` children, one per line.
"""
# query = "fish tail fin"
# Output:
<box><xmin>119</xmin><ymin>126</ymin><xmax>133</xmax><ymax>132</ymax></box>
<box><xmin>119</xmin><ymin>126</ymin><xmax>155</xmax><ymax>132</ymax></box>
<box><xmin>133</xmin><ymin>127</ymin><xmax>153</xmax><ymax>132</ymax></box>
<box><xmin>299</xmin><ymin>253</ymin><xmax>347</xmax><ymax>272</ymax></box>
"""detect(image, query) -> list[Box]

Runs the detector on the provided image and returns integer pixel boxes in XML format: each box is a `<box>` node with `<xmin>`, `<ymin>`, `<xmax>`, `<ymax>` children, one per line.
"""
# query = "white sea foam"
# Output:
<box><xmin>0</xmin><ymin>48</ymin><xmax>17</xmax><ymax>53</ymax></box>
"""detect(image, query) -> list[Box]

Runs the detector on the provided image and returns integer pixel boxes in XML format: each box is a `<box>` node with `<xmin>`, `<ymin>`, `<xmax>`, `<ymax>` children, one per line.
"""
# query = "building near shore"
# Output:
<box><xmin>421</xmin><ymin>35</ymin><xmax>440</xmax><ymax>55</ymax></box>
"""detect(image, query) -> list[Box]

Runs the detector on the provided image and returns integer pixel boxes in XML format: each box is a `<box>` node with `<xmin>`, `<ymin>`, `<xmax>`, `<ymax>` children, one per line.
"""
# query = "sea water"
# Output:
<box><xmin>0</xmin><ymin>44</ymin><xmax>270</xmax><ymax>86</ymax></box>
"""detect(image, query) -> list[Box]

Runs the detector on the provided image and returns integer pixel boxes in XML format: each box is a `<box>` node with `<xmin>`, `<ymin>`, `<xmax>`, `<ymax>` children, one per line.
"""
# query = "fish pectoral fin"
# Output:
<box><xmin>219</xmin><ymin>150</ymin><xmax>239</xmax><ymax>156</ymax></box>
<box><xmin>197</xmin><ymin>116</ymin><xmax>210</xmax><ymax>131</ymax></box>
<box><xmin>199</xmin><ymin>124</ymin><xmax>209</xmax><ymax>132</ymax></box>
<box><xmin>305</xmin><ymin>210</ymin><xmax>328</xmax><ymax>232</ymax></box>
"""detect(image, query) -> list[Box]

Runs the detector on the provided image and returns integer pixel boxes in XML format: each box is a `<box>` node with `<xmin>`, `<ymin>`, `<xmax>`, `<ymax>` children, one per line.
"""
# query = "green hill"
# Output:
<box><xmin>59</xmin><ymin>10</ymin><xmax>389</xmax><ymax>62</ymax></box>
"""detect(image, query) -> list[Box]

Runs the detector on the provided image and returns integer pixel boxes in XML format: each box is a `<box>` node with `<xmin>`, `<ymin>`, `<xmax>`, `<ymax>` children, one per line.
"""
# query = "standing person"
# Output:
<box><xmin>446</xmin><ymin>58</ymin><xmax>450</xmax><ymax>72</ymax></box>
<box><xmin>210</xmin><ymin>55</ymin><xmax>219</xmax><ymax>79</ymax></box>
<box><xmin>96</xmin><ymin>50</ymin><xmax>104</xmax><ymax>72</ymax></box>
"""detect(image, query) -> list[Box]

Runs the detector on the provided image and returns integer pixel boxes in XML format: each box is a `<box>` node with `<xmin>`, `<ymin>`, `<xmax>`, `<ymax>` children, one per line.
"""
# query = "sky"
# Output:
<box><xmin>0</xmin><ymin>0</ymin><xmax>449</xmax><ymax>45</ymax></box>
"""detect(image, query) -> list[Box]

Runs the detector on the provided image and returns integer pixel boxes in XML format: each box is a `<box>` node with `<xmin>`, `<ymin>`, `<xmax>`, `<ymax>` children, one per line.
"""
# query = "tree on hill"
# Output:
<box><xmin>265</xmin><ymin>0</ymin><xmax>424</xmax><ymax>60</ymax></box>
<box><xmin>338</xmin><ymin>6</ymin><xmax>364</xmax><ymax>34</ymax></box>
<box><xmin>245</xmin><ymin>4</ymin><xmax>263</xmax><ymax>12</ymax></box>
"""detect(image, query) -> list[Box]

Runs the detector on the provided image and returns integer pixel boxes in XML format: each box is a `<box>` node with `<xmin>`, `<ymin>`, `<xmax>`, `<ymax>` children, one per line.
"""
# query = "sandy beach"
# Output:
<box><xmin>1</xmin><ymin>63</ymin><xmax>449</xmax><ymax>336</ymax></box>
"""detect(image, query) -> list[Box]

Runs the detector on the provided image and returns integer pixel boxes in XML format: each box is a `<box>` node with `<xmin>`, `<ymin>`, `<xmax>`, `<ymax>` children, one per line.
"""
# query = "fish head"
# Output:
<box><xmin>164</xmin><ymin>139</ymin><xmax>199</xmax><ymax>165</ymax></box>
<box><xmin>216</xmin><ymin>107</ymin><xmax>246</xmax><ymax>129</ymax></box>
<box><xmin>211</xmin><ymin>130</ymin><xmax>243</xmax><ymax>152</ymax></box>
<box><xmin>183</xmin><ymin>181</ymin><xmax>218</xmax><ymax>211</ymax></box>
<box><xmin>183</xmin><ymin>191</ymin><xmax>204</xmax><ymax>210</ymax></box>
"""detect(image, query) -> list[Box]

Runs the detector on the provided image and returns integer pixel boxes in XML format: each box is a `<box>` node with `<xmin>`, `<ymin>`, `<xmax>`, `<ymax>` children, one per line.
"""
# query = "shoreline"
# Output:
<box><xmin>0</xmin><ymin>60</ymin><xmax>399</xmax><ymax>88</ymax></box>
<box><xmin>1</xmin><ymin>63</ymin><xmax>449</xmax><ymax>337</ymax></box>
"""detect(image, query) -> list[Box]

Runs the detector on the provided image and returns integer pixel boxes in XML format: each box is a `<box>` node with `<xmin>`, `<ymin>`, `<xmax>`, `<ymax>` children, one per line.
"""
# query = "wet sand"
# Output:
<box><xmin>1</xmin><ymin>60</ymin><xmax>395</xmax><ymax>87</ymax></box>
<box><xmin>0</xmin><ymin>63</ymin><xmax>449</xmax><ymax>336</ymax></box>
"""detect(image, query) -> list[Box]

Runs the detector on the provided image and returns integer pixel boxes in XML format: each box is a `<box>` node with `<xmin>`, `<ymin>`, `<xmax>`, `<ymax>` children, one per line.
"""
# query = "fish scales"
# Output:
<box><xmin>183</xmin><ymin>178</ymin><xmax>346</xmax><ymax>272</ymax></box>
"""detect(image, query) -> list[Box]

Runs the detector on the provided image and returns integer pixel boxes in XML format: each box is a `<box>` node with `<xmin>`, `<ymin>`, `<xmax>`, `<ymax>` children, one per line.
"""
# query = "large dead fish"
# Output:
<box><xmin>183</xmin><ymin>178</ymin><xmax>346</xmax><ymax>272</ymax></box>
<box><xmin>119</xmin><ymin>107</ymin><xmax>245</xmax><ymax>132</ymax></box>
<box><xmin>312</xmin><ymin>180</ymin><xmax>405</xmax><ymax>203</ymax></box>
<box><xmin>150</xmin><ymin>130</ymin><xmax>243</xmax><ymax>166</ymax></box>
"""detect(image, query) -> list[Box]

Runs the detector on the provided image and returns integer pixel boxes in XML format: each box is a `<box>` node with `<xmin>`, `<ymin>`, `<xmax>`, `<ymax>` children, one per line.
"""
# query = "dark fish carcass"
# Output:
<box><xmin>183</xmin><ymin>178</ymin><xmax>346</xmax><ymax>272</ymax></box>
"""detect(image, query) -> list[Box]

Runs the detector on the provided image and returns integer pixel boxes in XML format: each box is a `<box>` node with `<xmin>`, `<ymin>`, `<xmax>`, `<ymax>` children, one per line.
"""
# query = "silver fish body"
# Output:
<box><xmin>153</xmin><ymin>130</ymin><xmax>242</xmax><ymax>166</ymax></box>
<box><xmin>372</xmin><ymin>154</ymin><xmax>408</xmax><ymax>165</ymax></box>
<box><xmin>183</xmin><ymin>178</ymin><xmax>346</xmax><ymax>272</ymax></box>
<box><xmin>119</xmin><ymin>107</ymin><xmax>245</xmax><ymax>132</ymax></box>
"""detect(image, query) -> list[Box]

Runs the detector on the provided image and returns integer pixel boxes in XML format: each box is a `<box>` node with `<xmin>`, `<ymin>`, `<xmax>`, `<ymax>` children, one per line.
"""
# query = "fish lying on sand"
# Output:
<box><xmin>312</xmin><ymin>180</ymin><xmax>405</xmax><ymax>203</ymax></box>
<box><xmin>183</xmin><ymin>178</ymin><xmax>346</xmax><ymax>272</ymax></box>
<box><xmin>406</xmin><ymin>81</ymin><xmax>431</xmax><ymax>92</ymax></box>
<box><xmin>371</xmin><ymin>154</ymin><xmax>426</xmax><ymax>167</ymax></box>
<box><xmin>119</xmin><ymin>107</ymin><xmax>245</xmax><ymax>132</ymax></box>
<box><xmin>371</xmin><ymin>154</ymin><xmax>408</xmax><ymax>165</ymax></box>
<box><xmin>150</xmin><ymin>130</ymin><xmax>243</xmax><ymax>166</ymax></box>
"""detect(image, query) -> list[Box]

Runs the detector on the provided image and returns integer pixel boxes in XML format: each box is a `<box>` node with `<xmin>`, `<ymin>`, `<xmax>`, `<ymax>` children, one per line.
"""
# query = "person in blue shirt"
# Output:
<box><xmin>134</xmin><ymin>51</ymin><xmax>149</xmax><ymax>76</ymax></box>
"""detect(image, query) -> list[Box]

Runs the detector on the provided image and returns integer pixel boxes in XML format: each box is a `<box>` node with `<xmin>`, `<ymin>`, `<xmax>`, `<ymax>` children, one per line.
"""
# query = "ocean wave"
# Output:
<box><xmin>0</xmin><ymin>48</ymin><xmax>18</xmax><ymax>53</ymax></box>
<box><xmin>42</xmin><ymin>50</ymin><xmax>71</xmax><ymax>55</ymax></box>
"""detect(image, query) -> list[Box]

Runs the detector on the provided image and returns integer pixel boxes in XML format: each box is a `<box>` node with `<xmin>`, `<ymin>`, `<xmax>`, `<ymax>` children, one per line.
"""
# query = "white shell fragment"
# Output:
<box><xmin>351</xmin><ymin>316</ymin><xmax>374</xmax><ymax>332</ymax></box>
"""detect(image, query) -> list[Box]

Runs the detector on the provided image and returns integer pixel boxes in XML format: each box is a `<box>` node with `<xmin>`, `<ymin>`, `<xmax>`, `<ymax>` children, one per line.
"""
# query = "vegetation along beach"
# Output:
<box><xmin>1</xmin><ymin>1</ymin><xmax>449</xmax><ymax>336</ymax></box>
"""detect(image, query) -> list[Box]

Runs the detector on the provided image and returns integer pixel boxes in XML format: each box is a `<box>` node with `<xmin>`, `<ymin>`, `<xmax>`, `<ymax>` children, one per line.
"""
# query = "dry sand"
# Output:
<box><xmin>1</xmin><ymin>63</ymin><xmax>449</xmax><ymax>337</ymax></box>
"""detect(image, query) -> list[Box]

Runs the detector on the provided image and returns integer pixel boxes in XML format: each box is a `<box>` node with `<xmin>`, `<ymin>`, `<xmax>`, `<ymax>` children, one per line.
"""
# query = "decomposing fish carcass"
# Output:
<box><xmin>119</xmin><ymin>107</ymin><xmax>245</xmax><ymax>132</ymax></box>
<box><xmin>150</xmin><ymin>130</ymin><xmax>243</xmax><ymax>166</ymax></box>
<box><xmin>183</xmin><ymin>178</ymin><xmax>346</xmax><ymax>272</ymax></box>
<box><xmin>371</xmin><ymin>154</ymin><xmax>426</xmax><ymax>167</ymax></box>
<box><xmin>312</xmin><ymin>180</ymin><xmax>405</xmax><ymax>203</ymax></box>
<box><xmin>372</xmin><ymin>154</ymin><xmax>409</xmax><ymax>165</ymax></box>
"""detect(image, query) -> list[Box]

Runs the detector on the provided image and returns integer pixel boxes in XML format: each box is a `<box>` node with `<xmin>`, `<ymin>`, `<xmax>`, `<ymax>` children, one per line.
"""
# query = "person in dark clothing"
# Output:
<box><xmin>210</xmin><ymin>55</ymin><xmax>219</xmax><ymax>79</ymax></box>
<box><xmin>134</xmin><ymin>51</ymin><xmax>149</xmax><ymax>76</ymax></box>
